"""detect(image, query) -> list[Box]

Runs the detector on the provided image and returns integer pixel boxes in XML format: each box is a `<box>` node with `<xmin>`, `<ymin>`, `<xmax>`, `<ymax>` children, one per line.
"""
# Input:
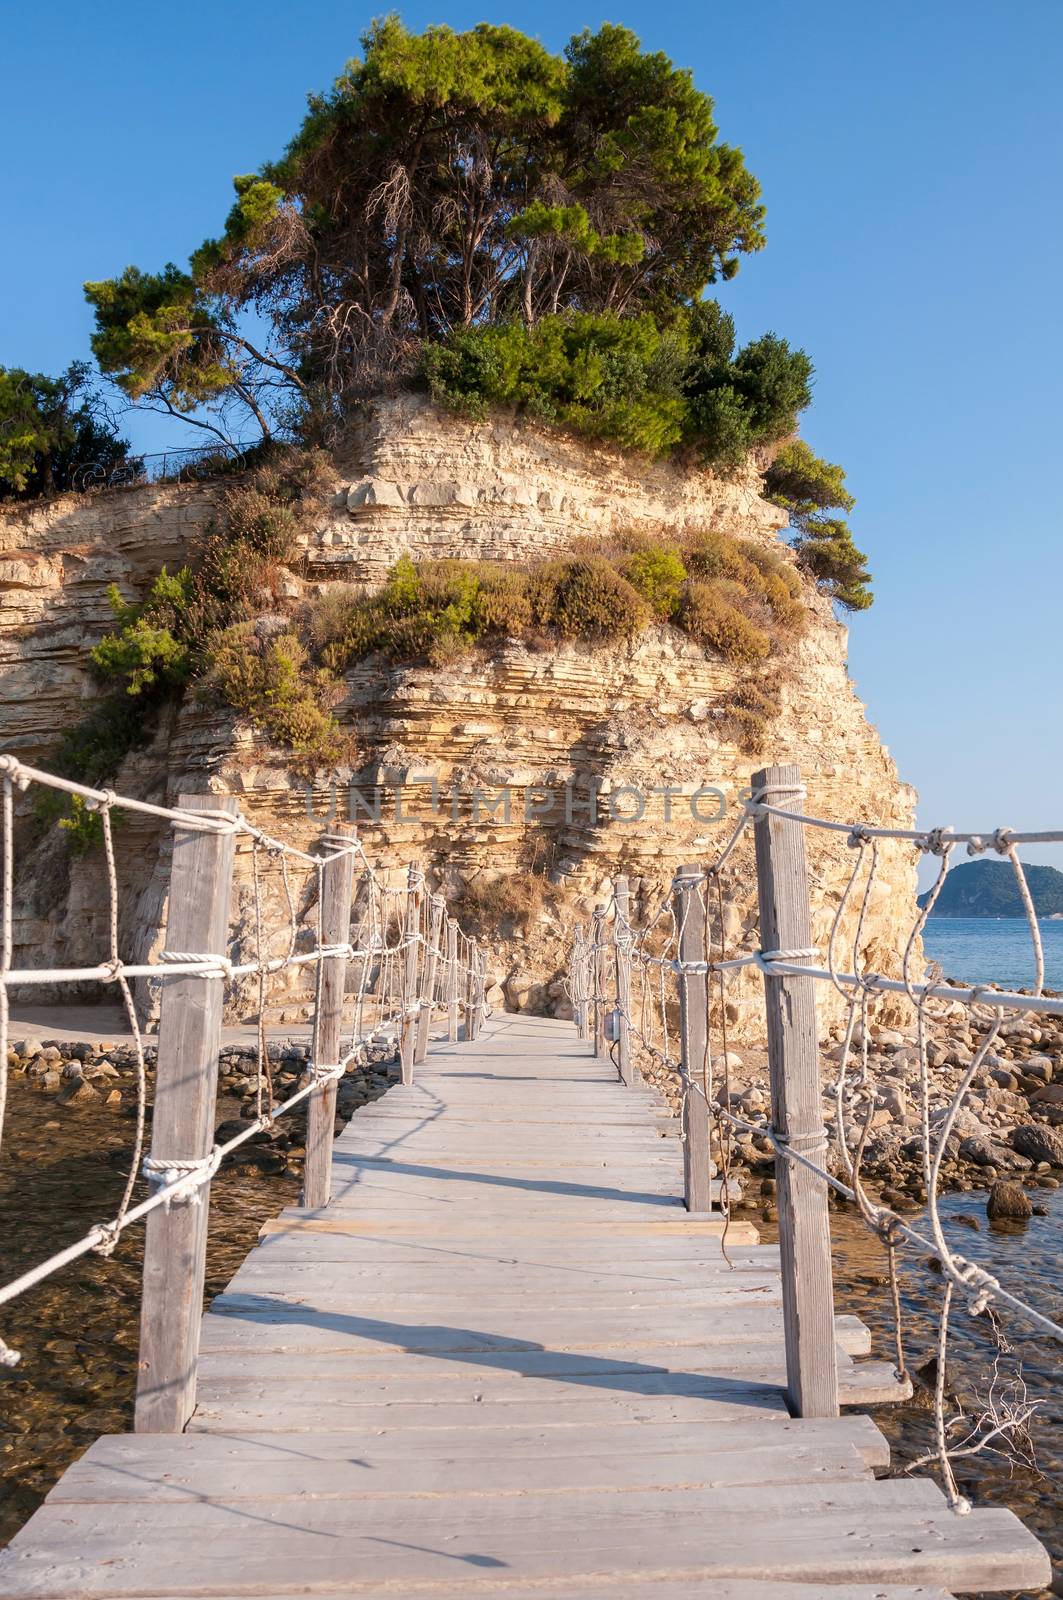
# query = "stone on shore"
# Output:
<box><xmin>986</xmin><ymin>1180</ymin><xmax>1033</xmax><ymax>1221</ymax></box>
<box><xmin>1011</xmin><ymin>1122</ymin><xmax>1063</xmax><ymax>1167</ymax></box>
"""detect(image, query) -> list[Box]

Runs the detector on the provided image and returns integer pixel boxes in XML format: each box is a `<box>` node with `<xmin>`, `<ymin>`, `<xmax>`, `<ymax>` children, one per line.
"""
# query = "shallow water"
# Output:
<box><xmin>923</xmin><ymin>915</ymin><xmax>1063</xmax><ymax>991</ymax></box>
<box><xmin>761</xmin><ymin>1192</ymin><xmax>1063</xmax><ymax>1599</ymax></box>
<box><xmin>0</xmin><ymin>1078</ymin><xmax>301</xmax><ymax>1543</ymax></box>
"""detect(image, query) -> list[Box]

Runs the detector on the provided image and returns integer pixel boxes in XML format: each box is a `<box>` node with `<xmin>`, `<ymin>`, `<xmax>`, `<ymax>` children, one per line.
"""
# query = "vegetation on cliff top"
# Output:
<box><xmin>4</xmin><ymin>20</ymin><xmax>872</xmax><ymax>608</ymax></box>
<box><xmin>82</xmin><ymin>21</ymin><xmax>767</xmax><ymax>446</ymax></box>
<box><xmin>0</xmin><ymin>364</ymin><xmax>133</xmax><ymax>500</ymax></box>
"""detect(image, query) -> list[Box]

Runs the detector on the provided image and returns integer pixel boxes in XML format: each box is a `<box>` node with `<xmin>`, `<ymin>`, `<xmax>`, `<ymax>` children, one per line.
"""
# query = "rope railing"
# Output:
<box><xmin>0</xmin><ymin>758</ymin><xmax>488</xmax><ymax>1418</ymax></box>
<box><xmin>567</xmin><ymin>762</ymin><xmax>1062</xmax><ymax>1517</ymax></box>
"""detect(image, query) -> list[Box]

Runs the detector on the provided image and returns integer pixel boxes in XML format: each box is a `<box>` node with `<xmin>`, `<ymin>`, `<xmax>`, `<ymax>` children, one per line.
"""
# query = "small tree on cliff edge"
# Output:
<box><xmin>84</xmin><ymin>20</ymin><xmax>766</xmax><ymax>438</ymax></box>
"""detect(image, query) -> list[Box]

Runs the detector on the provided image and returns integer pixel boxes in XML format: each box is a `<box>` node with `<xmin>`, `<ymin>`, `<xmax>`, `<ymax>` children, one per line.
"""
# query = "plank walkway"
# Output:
<box><xmin>0</xmin><ymin>1014</ymin><xmax>1050</xmax><ymax>1598</ymax></box>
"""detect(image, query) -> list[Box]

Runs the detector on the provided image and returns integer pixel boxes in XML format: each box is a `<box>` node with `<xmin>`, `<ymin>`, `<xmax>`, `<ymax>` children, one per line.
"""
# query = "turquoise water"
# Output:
<box><xmin>922</xmin><ymin>915</ymin><xmax>1063</xmax><ymax>991</ymax></box>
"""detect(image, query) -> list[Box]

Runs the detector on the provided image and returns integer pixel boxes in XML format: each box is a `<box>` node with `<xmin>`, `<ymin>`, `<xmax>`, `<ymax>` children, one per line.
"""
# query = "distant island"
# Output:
<box><xmin>918</xmin><ymin>858</ymin><xmax>1063</xmax><ymax>918</ymax></box>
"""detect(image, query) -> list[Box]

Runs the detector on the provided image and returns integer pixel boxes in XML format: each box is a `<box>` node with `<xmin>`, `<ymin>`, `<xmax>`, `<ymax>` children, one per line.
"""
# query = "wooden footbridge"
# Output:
<box><xmin>0</xmin><ymin>760</ymin><xmax>1053</xmax><ymax>1597</ymax></box>
<box><xmin>0</xmin><ymin>1012</ymin><xmax>1049</xmax><ymax>1598</ymax></box>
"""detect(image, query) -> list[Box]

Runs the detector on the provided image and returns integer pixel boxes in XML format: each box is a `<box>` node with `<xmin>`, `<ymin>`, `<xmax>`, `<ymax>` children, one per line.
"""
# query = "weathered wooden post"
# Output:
<box><xmin>415</xmin><ymin>892</ymin><xmax>444</xmax><ymax>1063</ymax></box>
<box><xmin>135</xmin><ymin>793</ymin><xmax>238</xmax><ymax>1433</ymax></box>
<box><xmin>398</xmin><ymin>863</ymin><xmax>422</xmax><ymax>1086</ymax></box>
<box><xmin>752</xmin><ymin>763</ymin><xmax>839</xmax><ymax>1418</ymax></box>
<box><xmin>673</xmin><ymin>863</ymin><xmax>714</xmax><ymax>1214</ymax></box>
<box><xmin>473</xmin><ymin>946</ymin><xmax>487</xmax><ymax>1037</ymax></box>
<box><xmin>446</xmin><ymin>921</ymin><xmax>460</xmax><ymax>1042</ymax></box>
<box><xmin>591</xmin><ymin>904</ymin><xmax>607</xmax><ymax>1059</ymax></box>
<box><xmin>303</xmin><ymin>822</ymin><xmax>355</xmax><ymax>1209</ymax></box>
<box><xmin>613</xmin><ymin>876</ymin><xmax>636</xmax><ymax>1085</ymax></box>
<box><xmin>572</xmin><ymin>923</ymin><xmax>587</xmax><ymax>1040</ymax></box>
<box><xmin>466</xmin><ymin>941</ymin><xmax>483</xmax><ymax>1040</ymax></box>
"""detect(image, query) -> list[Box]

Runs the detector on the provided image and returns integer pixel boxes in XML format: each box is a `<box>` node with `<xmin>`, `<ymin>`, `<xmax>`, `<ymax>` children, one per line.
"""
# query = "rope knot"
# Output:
<box><xmin>847</xmin><ymin>826</ymin><xmax>873</xmax><ymax>848</ymax></box>
<box><xmin>141</xmin><ymin>1147</ymin><xmax>222</xmax><ymax>1209</ymax></box>
<box><xmin>990</xmin><ymin>828</ymin><xmax>1014</xmax><ymax>855</ymax></box>
<box><xmin>923</xmin><ymin>827</ymin><xmax>954</xmax><ymax>857</ymax></box>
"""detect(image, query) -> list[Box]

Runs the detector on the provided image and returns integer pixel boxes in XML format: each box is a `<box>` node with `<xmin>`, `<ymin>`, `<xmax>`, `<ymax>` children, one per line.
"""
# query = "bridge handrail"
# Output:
<box><xmin>0</xmin><ymin>756</ymin><xmax>488</xmax><ymax>1415</ymax></box>
<box><xmin>569</xmin><ymin>762</ymin><xmax>1063</xmax><ymax>1517</ymax></box>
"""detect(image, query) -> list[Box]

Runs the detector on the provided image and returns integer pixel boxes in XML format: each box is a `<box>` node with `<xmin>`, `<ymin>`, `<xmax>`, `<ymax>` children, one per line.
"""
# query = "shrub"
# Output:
<box><xmin>717</xmin><ymin>673</ymin><xmax>784</xmax><ymax>754</ymax></box>
<box><xmin>793</xmin><ymin>518</ymin><xmax>873</xmax><ymax>612</ymax></box>
<box><xmin>763</xmin><ymin>440</ymin><xmax>854</xmax><ymax>516</ymax></box>
<box><xmin>532</xmin><ymin>558</ymin><xmax>649</xmax><ymax>641</ymax></box>
<box><xmin>763</xmin><ymin>441</ymin><xmax>871</xmax><ymax>610</ymax></box>
<box><xmin>678</xmin><ymin>582</ymin><xmax>771</xmax><ymax>664</ymax></box>
<box><xmin>423</xmin><ymin>313</ymin><xmax>688</xmax><ymax>457</ymax></box>
<box><xmin>452</xmin><ymin>871</ymin><xmax>556</xmax><ymax>935</ymax></box>
<box><xmin>90</xmin><ymin>570</ymin><xmax>194</xmax><ymax>696</ymax></box>
<box><xmin>620</xmin><ymin>545</ymin><xmax>687</xmax><ymax>618</ymax></box>
<box><xmin>205</xmin><ymin>624</ymin><xmax>349</xmax><ymax>771</ymax></box>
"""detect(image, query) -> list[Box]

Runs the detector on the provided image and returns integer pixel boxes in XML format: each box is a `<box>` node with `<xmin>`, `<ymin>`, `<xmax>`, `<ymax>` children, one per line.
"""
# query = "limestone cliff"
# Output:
<box><xmin>0</xmin><ymin>396</ymin><xmax>919</xmax><ymax>1037</ymax></box>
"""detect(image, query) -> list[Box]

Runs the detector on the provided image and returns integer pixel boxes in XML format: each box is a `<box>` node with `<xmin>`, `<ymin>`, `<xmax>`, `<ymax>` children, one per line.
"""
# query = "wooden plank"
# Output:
<box><xmin>48</xmin><ymin>1436</ymin><xmax>873</xmax><ymax>1503</ymax></box>
<box><xmin>51</xmin><ymin>1414</ymin><xmax>891</xmax><ymax>1472</ymax></box>
<box><xmin>134</xmin><ymin>793</ymin><xmax>239</xmax><ymax>1435</ymax></box>
<box><xmin>0</xmin><ymin>1490</ymin><xmax>1049</xmax><ymax>1596</ymax></box>
<box><xmin>753</xmin><ymin>762</ymin><xmax>839</xmax><ymax>1419</ymax></box>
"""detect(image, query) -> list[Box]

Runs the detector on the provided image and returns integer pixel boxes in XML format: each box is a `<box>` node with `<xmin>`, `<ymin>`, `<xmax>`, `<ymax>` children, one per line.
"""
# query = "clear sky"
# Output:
<box><xmin>3</xmin><ymin>1</ymin><xmax>1061</xmax><ymax>876</ymax></box>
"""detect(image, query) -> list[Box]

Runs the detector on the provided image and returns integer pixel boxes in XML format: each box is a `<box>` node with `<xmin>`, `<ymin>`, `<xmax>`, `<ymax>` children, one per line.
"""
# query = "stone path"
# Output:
<box><xmin>0</xmin><ymin>1014</ymin><xmax>1049</xmax><ymax>1597</ymax></box>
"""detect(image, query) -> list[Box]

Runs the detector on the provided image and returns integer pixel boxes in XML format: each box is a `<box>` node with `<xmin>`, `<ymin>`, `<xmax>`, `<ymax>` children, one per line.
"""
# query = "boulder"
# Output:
<box><xmin>986</xmin><ymin>1181</ymin><xmax>1033</xmax><ymax>1221</ymax></box>
<box><xmin>1012</xmin><ymin>1122</ymin><xmax>1063</xmax><ymax>1167</ymax></box>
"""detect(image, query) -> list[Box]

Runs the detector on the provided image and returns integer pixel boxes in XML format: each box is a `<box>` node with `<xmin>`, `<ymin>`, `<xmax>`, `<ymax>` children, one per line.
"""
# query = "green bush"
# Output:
<box><xmin>620</xmin><ymin>544</ymin><xmax>687</xmax><ymax>618</ymax></box>
<box><xmin>316</xmin><ymin>534</ymin><xmax>807</xmax><ymax>673</ymax></box>
<box><xmin>421</xmin><ymin>307</ymin><xmax>811</xmax><ymax>467</ymax></box>
<box><xmin>762</xmin><ymin>442</ymin><xmax>871</xmax><ymax>611</ymax></box>
<box><xmin>205</xmin><ymin>624</ymin><xmax>349</xmax><ymax>771</ymax></box>
<box><xmin>530</xmin><ymin>558</ymin><xmax>648</xmax><ymax>641</ymax></box>
<box><xmin>678</xmin><ymin>581</ymin><xmax>772</xmax><ymax>664</ymax></box>
<box><xmin>792</xmin><ymin>518</ymin><xmax>873</xmax><ymax>612</ymax></box>
<box><xmin>90</xmin><ymin>570</ymin><xmax>194</xmax><ymax>695</ymax></box>
<box><xmin>422</xmin><ymin>314</ymin><xmax>688</xmax><ymax>457</ymax></box>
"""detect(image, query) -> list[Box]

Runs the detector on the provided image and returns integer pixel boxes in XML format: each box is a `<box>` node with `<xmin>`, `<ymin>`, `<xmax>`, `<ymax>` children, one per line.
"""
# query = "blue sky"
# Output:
<box><xmin>3</xmin><ymin>1</ymin><xmax>1062</xmax><ymax>874</ymax></box>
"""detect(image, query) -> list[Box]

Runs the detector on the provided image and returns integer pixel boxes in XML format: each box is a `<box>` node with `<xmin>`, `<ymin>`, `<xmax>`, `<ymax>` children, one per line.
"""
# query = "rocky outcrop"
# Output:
<box><xmin>317</xmin><ymin>393</ymin><xmax>788</xmax><ymax>580</ymax></box>
<box><xmin>1</xmin><ymin>399</ymin><xmax>919</xmax><ymax>1038</ymax></box>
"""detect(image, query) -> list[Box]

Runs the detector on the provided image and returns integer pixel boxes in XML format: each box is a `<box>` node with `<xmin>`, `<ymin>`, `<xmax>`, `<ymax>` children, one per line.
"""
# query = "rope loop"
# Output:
<box><xmin>141</xmin><ymin>1147</ymin><xmax>223</xmax><ymax>1209</ymax></box>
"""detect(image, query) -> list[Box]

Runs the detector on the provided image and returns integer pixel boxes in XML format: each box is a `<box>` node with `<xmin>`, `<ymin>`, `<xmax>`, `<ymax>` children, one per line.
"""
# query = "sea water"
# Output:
<box><xmin>922</xmin><ymin>916</ymin><xmax>1063</xmax><ymax>991</ymax></box>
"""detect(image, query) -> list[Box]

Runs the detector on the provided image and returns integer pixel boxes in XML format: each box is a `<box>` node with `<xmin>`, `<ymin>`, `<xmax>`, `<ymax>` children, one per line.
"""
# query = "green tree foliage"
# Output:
<box><xmin>422</xmin><ymin>307</ymin><xmax>811</xmax><ymax>461</ymax></box>
<box><xmin>0</xmin><ymin>362</ymin><xmax>133</xmax><ymax>499</ymax></box>
<box><xmin>763</xmin><ymin>441</ymin><xmax>872</xmax><ymax>611</ymax></box>
<box><xmin>85</xmin><ymin>21</ymin><xmax>765</xmax><ymax>435</ymax></box>
<box><xmin>91</xmin><ymin>570</ymin><xmax>194</xmax><ymax>695</ymax></box>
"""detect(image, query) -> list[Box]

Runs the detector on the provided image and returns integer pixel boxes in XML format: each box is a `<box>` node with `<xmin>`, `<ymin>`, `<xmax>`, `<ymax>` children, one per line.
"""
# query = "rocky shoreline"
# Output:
<box><xmin>637</xmin><ymin>1006</ymin><xmax>1063</xmax><ymax>1223</ymax></box>
<box><xmin>5</xmin><ymin>1034</ymin><xmax>396</xmax><ymax>1185</ymax></box>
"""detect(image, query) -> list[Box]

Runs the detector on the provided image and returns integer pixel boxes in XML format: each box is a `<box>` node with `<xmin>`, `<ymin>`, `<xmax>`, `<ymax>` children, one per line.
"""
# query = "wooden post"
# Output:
<box><xmin>467</xmin><ymin>941</ymin><xmax>482</xmax><ymax>1041</ymax></box>
<box><xmin>614</xmin><ymin>876</ymin><xmax>636</xmax><ymax>1085</ymax></box>
<box><xmin>752</xmin><ymin>763</ymin><xmax>839</xmax><ymax>1419</ymax></box>
<box><xmin>398</xmin><ymin>863</ymin><xmax>421</xmax><ymax>1087</ymax></box>
<box><xmin>473</xmin><ymin>946</ymin><xmax>487</xmax><ymax>1037</ymax></box>
<box><xmin>446</xmin><ymin>921</ymin><xmax>460</xmax><ymax>1042</ymax></box>
<box><xmin>572</xmin><ymin>924</ymin><xmax>587</xmax><ymax>1040</ymax></box>
<box><xmin>303</xmin><ymin>823</ymin><xmax>355</xmax><ymax>1210</ymax></box>
<box><xmin>415</xmin><ymin>893</ymin><xmax>443</xmax><ymax>1063</ymax></box>
<box><xmin>135</xmin><ymin>793</ymin><xmax>238</xmax><ymax>1433</ymax></box>
<box><xmin>591</xmin><ymin>905</ymin><xmax>606</xmax><ymax>1059</ymax></box>
<box><xmin>673</xmin><ymin>863</ymin><xmax>713</xmax><ymax>1215</ymax></box>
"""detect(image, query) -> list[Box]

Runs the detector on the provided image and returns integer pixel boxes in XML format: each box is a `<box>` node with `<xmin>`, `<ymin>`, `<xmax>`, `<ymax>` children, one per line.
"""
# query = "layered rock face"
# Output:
<box><xmin>0</xmin><ymin>399</ymin><xmax>919</xmax><ymax>1037</ymax></box>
